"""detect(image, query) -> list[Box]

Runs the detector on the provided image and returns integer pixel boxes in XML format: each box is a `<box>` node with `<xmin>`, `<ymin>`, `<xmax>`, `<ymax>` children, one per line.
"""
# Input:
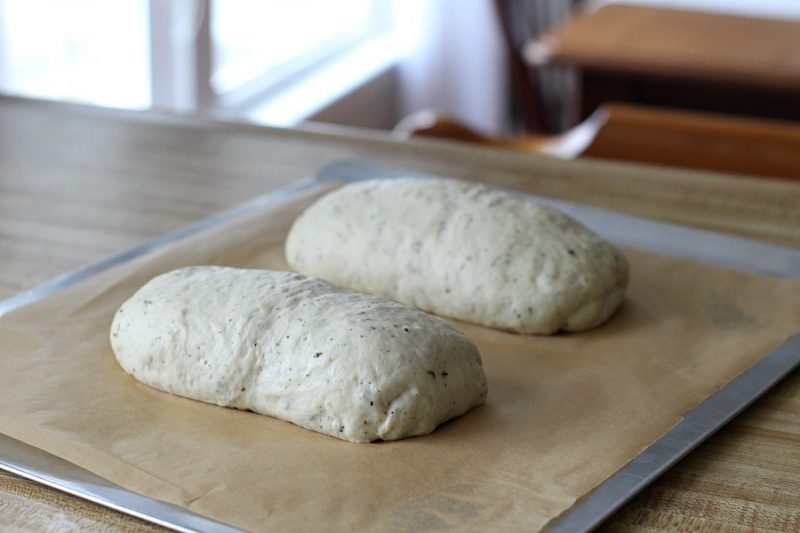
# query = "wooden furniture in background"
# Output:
<box><xmin>395</xmin><ymin>103</ymin><xmax>800</xmax><ymax>181</ymax></box>
<box><xmin>581</xmin><ymin>104</ymin><xmax>800</xmax><ymax>180</ymax></box>
<box><xmin>527</xmin><ymin>4</ymin><xmax>800</xmax><ymax>125</ymax></box>
<box><xmin>1</xmin><ymin>96</ymin><xmax>799</xmax><ymax>530</ymax></box>
<box><xmin>394</xmin><ymin>109</ymin><xmax>548</xmax><ymax>151</ymax></box>
<box><xmin>492</xmin><ymin>0</ymin><xmax>580</xmax><ymax>133</ymax></box>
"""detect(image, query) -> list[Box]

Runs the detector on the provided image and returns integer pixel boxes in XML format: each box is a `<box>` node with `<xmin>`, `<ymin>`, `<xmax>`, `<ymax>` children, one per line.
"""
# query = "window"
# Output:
<box><xmin>211</xmin><ymin>0</ymin><xmax>390</xmax><ymax>108</ymax></box>
<box><xmin>0</xmin><ymin>0</ymin><xmax>149</xmax><ymax>108</ymax></box>
<box><xmin>0</xmin><ymin>0</ymin><xmax>395</xmax><ymax>124</ymax></box>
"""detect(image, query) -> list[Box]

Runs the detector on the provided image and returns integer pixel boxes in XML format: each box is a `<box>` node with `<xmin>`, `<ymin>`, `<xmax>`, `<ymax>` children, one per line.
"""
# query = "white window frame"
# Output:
<box><xmin>149</xmin><ymin>0</ymin><xmax>213</xmax><ymax>112</ymax></box>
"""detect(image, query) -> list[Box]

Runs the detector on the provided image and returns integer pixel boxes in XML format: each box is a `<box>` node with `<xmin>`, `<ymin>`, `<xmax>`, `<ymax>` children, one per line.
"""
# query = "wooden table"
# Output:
<box><xmin>531</xmin><ymin>4</ymin><xmax>800</xmax><ymax>124</ymax></box>
<box><xmin>1</xmin><ymin>96</ymin><xmax>799</xmax><ymax>531</ymax></box>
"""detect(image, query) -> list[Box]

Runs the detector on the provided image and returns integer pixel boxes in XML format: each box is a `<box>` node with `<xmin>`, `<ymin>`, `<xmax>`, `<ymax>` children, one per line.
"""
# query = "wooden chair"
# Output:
<box><xmin>492</xmin><ymin>0</ymin><xmax>581</xmax><ymax>133</ymax></box>
<box><xmin>394</xmin><ymin>103</ymin><xmax>800</xmax><ymax>181</ymax></box>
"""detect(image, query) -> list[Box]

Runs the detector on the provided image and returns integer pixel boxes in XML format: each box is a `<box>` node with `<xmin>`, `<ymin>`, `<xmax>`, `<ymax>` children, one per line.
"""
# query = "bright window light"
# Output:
<box><xmin>0</xmin><ymin>0</ymin><xmax>395</xmax><ymax>118</ymax></box>
<box><xmin>0</xmin><ymin>0</ymin><xmax>150</xmax><ymax>108</ymax></box>
<box><xmin>210</xmin><ymin>0</ymin><xmax>387</xmax><ymax>99</ymax></box>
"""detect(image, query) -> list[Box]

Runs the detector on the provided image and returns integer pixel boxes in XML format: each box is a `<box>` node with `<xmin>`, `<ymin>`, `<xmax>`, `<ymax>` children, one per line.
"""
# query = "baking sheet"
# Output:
<box><xmin>1</xmin><ymin>177</ymin><xmax>799</xmax><ymax>532</ymax></box>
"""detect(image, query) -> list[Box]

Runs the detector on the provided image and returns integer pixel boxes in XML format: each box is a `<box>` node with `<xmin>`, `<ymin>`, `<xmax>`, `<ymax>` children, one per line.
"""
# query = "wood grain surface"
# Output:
<box><xmin>539</xmin><ymin>4</ymin><xmax>800</xmax><ymax>90</ymax></box>
<box><xmin>0</xmin><ymin>96</ymin><xmax>799</xmax><ymax>531</ymax></box>
<box><xmin>533</xmin><ymin>5</ymin><xmax>800</xmax><ymax>124</ymax></box>
<box><xmin>582</xmin><ymin>104</ymin><xmax>800</xmax><ymax>181</ymax></box>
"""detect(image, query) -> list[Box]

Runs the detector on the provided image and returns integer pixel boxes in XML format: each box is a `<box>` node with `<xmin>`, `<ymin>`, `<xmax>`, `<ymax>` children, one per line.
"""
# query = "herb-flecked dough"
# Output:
<box><xmin>110</xmin><ymin>267</ymin><xmax>488</xmax><ymax>442</ymax></box>
<box><xmin>285</xmin><ymin>178</ymin><xmax>629</xmax><ymax>334</ymax></box>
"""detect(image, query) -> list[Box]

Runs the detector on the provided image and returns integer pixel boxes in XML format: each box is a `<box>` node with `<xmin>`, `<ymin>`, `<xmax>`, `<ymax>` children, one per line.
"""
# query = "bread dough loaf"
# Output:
<box><xmin>286</xmin><ymin>178</ymin><xmax>628</xmax><ymax>334</ymax></box>
<box><xmin>110</xmin><ymin>267</ymin><xmax>487</xmax><ymax>443</ymax></box>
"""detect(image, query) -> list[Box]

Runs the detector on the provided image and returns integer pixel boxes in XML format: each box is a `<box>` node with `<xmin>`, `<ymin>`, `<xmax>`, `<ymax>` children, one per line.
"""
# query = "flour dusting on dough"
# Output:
<box><xmin>286</xmin><ymin>178</ymin><xmax>628</xmax><ymax>334</ymax></box>
<box><xmin>110</xmin><ymin>267</ymin><xmax>488</xmax><ymax>442</ymax></box>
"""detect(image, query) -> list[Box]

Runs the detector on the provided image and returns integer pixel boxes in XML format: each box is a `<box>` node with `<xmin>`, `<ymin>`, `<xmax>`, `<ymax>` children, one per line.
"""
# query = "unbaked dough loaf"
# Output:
<box><xmin>285</xmin><ymin>178</ymin><xmax>628</xmax><ymax>334</ymax></box>
<box><xmin>110</xmin><ymin>267</ymin><xmax>487</xmax><ymax>443</ymax></box>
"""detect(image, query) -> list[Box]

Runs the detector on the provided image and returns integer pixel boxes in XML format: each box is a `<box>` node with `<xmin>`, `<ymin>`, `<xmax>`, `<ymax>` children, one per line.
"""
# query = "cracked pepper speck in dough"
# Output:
<box><xmin>110</xmin><ymin>267</ymin><xmax>488</xmax><ymax>443</ymax></box>
<box><xmin>285</xmin><ymin>177</ymin><xmax>629</xmax><ymax>334</ymax></box>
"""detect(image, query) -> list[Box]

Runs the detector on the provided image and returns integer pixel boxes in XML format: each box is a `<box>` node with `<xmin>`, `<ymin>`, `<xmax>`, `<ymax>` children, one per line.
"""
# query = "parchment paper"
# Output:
<box><xmin>1</xmin><ymin>182</ymin><xmax>798</xmax><ymax>532</ymax></box>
